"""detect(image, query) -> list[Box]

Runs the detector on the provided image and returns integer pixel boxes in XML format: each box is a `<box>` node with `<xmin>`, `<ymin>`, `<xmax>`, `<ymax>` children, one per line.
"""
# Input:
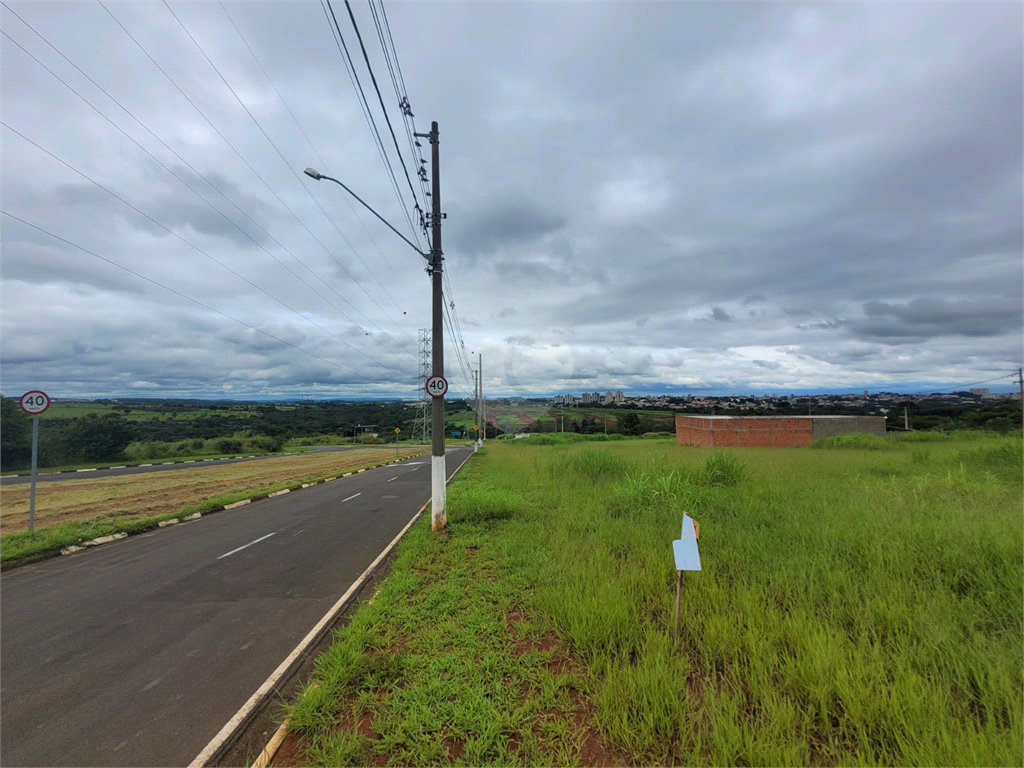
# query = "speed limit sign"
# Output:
<box><xmin>425</xmin><ymin>375</ymin><xmax>448</xmax><ymax>399</ymax></box>
<box><xmin>19</xmin><ymin>390</ymin><xmax>50</xmax><ymax>415</ymax></box>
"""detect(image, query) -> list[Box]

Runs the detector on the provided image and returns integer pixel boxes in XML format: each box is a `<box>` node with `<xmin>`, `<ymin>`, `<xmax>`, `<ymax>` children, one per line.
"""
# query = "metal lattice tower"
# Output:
<box><xmin>414</xmin><ymin>328</ymin><xmax>431</xmax><ymax>443</ymax></box>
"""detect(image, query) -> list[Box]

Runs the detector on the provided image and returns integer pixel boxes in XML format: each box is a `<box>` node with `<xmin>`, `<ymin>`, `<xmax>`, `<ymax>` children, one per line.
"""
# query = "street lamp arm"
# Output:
<box><xmin>303</xmin><ymin>168</ymin><xmax>428</xmax><ymax>259</ymax></box>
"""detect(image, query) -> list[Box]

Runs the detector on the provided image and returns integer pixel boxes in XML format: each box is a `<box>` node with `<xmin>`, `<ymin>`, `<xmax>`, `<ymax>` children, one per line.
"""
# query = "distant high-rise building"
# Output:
<box><xmin>603</xmin><ymin>391</ymin><xmax>614</xmax><ymax>405</ymax></box>
<box><xmin>613</xmin><ymin>390</ymin><xmax>624</xmax><ymax>405</ymax></box>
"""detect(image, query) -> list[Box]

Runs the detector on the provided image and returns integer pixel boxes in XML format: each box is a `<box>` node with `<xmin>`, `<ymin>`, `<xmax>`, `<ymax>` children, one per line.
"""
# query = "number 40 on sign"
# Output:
<box><xmin>425</xmin><ymin>375</ymin><xmax>448</xmax><ymax>398</ymax></box>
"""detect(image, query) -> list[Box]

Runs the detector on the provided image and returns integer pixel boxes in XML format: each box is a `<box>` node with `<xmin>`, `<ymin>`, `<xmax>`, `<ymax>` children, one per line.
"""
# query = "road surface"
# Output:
<box><xmin>0</xmin><ymin>447</ymin><xmax>470</xmax><ymax>767</ymax></box>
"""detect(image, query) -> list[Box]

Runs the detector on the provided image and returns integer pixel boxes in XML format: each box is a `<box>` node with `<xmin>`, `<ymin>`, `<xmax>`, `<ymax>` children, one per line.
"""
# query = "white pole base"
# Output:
<box><xmin>431</xmin><ymin>454</ymin><xmax>446</xmax><ymax>530</ymax></box>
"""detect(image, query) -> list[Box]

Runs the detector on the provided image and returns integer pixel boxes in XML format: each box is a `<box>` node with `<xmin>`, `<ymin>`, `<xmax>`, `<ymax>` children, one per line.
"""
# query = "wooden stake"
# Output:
<box><xmin>674</xmin><ymin>569</ymin><xmax>683</xmax><ymax>634</ymax></box>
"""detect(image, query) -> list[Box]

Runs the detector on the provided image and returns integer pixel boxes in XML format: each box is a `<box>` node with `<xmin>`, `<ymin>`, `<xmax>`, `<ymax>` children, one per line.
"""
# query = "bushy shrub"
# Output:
<box><xmin>566</xmin><ymin>449</ymin><xmax>629</xmax><ymax>479</ymax></box>
<box><xmin>700</xmin><ymin>452</ymin><xmax>747</xmax><ymax>486</ymax></box>
<box><xmin>248</xmin><ymin>435</ymin><xmax>285</xmax><ymax>453</ymax></box>
<box><xmin>217</xmin><ymin>438</ymin><xmax>243</xmax><ymax>454</ymax></box>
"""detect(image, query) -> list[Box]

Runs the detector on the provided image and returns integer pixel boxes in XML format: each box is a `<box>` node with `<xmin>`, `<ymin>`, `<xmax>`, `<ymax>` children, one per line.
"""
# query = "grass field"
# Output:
<box><xmin>276</xmin><ymin>432</ymin><xmax>1023</xmax><ymax>767</ymax></box>
<box><xmin>0</xmin><ymin>447</ymin><xmax>428</xmax><ymax>562</ymax></box>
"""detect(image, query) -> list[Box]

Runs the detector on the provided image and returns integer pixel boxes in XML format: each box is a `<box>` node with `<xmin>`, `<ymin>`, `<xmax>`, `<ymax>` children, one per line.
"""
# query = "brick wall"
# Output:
<box><xmin>676</xmin><ymin>414</ymin><xmax>888</xmax><ymax>447</ymax></box>
<box><xmin>676</xmin><ymin>415</ymin><xmax>814</xmax><ymax>447</ymax></box>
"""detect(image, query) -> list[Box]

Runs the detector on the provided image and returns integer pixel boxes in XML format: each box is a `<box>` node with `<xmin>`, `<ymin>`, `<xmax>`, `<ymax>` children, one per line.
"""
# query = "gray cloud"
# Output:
<box><xmin>853</xmin><ymin>297</ymin><xmax>1023</xmax><ymax>340</ymax></box>
<box><xmin>1</xmin><ymin>1</ymin><xmax>1021</xmax><ymax>399</ymax></box>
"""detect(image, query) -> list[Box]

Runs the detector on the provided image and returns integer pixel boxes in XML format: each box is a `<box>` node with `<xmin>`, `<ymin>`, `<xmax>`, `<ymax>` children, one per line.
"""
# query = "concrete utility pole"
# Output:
<box><xmin>472</xmin><ymin>368</ymin><xmax>479</xmax><ymax>450</ymax></box>
<box><xmin>1018</xmin><ymin>368</ymin><xmax>1023</xmax><ymax>428</ymax></box>
<box><xmin>479</xmin><ymin>353</ymin><xmax>484</xmax><ymax>446</ymax></box>
<box><xmin>421</xmin><ymin>122</ymin><xmax>446</xmax><ymax>531</ymax></box>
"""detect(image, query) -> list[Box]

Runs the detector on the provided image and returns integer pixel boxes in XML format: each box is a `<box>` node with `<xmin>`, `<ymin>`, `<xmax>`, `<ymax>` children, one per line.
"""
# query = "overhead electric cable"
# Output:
<box><xmin>1</xmin><ymin>211</ymin><xmax>396</xmax><ymax>386</ymax></box>
<box><xmin>341</xmin><ymin>0</ymin><xmax>423</xmax><ymax>221</ymax></box>
<box><xmin>911</xmin><ymin>373</ymin><xmax>1020</xmax><ymax>394</ymax></box>
<box><xmin>321</xmin><ymin>0</ymin><xmax>422</xmax><ymax>247</ymax></box>
<box><xmin>0</xmin><ymin>22</ymin><xmax>397</xmax><ymax>341</ymax></box>
<box><xmin>370</xmin><ymin>0</ymin><xmax>431</xmax><ymax>220</ymax></box>
<box><xmin>217</xmin><ymin>0</ymin><xmax>404</xmax><ymax>286</ymax></box>
<box><xmin>95</xmin><ymin>0</ymin><xmax>412</xmax><ymax>346</ymax></box>
<box><xmin>161</xmin><ymin>0</ymin><xmax>415</xmax><ymax>341</ymax></box>
<box><xmin>2</xmin><ymin>122</ymin><xmax>404</xmax><ymax>372</ymax></box>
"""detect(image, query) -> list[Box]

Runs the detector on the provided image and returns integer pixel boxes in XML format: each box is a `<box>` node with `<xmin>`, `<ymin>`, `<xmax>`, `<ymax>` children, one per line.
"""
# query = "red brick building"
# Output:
<box><xmin>675</xmin><ymin>414</ymin><xmax>886</xmax><ymax>448</ymax></box>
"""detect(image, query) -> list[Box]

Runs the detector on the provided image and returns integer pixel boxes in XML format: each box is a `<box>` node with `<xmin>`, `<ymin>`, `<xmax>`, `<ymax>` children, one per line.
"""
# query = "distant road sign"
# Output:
<box><xmin>19</xmin><ymin>391</ymin><xmax>50</xmax><ymax>415</ymax></box>
<box><xmin>394</xmin><ymin>427</ymin><xmax>401</xmax><ymax>434</ymax></box>
<box><xmin>425</xmin><ymin>375</ymin><xmax>448</xmax><ymax>399</ymax></box>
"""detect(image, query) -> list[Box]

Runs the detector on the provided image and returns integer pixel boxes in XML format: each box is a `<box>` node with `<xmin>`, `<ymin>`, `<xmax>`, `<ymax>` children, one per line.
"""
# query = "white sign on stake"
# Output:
<box><xmin>672</xmin><ymin>513</ymin><xmax>701</xmax><ymax>635</ymax></box>
<box><xmin>672</xmin><ymin>514</ymin><xmax>701</xmax><ymax>572</ymax></box>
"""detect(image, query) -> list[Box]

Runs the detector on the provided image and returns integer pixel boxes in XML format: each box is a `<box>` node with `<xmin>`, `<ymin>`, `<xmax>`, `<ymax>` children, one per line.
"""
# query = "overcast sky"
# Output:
<box><xmin>2</xmin><ymin>1</ymin><xmax>1021</xmax><ymax>401</ymax></box>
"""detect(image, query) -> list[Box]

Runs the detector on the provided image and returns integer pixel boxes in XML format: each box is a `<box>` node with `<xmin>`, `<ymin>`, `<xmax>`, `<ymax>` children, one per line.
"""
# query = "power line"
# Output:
<box><xmin>2</xmin><ymin>122</ymin><xmax>405</xmax><ymax>373</ymax></box>
<box><xmin>2</xmin><ymin>211</ymin><xmax>396</xmax><ymax>387</ymax></box>
<box><xmin>0</xmin><ymin>21</ymin><xmax>394</xmax><ymax>341</ymax></box>
<box><xmin>910</xmin><ymin>373</ymin><xmax>1020</xmax><ymax>394</ymax></box>
<box><xmin>321</xmin><ymin>0</ymin><xmax>422</xmax><ymax>248</ymax></box>
<box><xmin>341</xmin><ymin>0</ymin><xmax>423</xmax><ymax>224</ymax></box>
<box><xmin>371</xmin><ymin>0</ymin><xmax>431</xmax><ymax>229</ymax></box>
<box><xmin>217</xmin><ymin>0</ymin><xmax>405</xmax><ymax>287</ymax></box>
<box><xmin>95</xmin><ymin>0</ymin><xmax>411</xmax><ymax>345</ymax></box>
<box><xmin>160</xmin><ymin>0</ymin><xmax>415</xmax><ymax>343</ymax></box>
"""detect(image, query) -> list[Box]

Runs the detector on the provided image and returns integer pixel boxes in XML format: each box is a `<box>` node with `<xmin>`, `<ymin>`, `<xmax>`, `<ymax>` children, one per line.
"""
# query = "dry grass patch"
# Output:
<box><xmin>0</xmin><ymin>448</ymin><xmax>426</xmax><ymax>538</ymax></box>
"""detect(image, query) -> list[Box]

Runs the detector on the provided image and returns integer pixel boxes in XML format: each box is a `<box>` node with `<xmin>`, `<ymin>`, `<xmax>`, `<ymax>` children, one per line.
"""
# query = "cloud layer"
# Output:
<box><xmin>2</xmin><ymin>1</ymin><xmax>1021</xmax><ymax>399</ymax></box>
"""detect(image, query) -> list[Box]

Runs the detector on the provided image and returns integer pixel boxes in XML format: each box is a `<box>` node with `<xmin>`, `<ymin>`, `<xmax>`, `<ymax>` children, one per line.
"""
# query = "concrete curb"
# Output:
<box><xmin>2</xmin><ymin>452</ymin><xmax>430</xmax><ymax>571</ymax></box>
<box><xmin>196</xmin><ymin>448</ymin><xmax>476</xmax><ymax>768</ymax></box>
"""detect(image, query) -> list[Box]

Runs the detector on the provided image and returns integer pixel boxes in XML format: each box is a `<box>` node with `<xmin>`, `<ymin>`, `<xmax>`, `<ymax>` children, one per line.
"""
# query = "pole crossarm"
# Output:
<box><xmin>303</xmin><ymin>168</ymin><xmax>428</xmax><ymax>259</ymax></box>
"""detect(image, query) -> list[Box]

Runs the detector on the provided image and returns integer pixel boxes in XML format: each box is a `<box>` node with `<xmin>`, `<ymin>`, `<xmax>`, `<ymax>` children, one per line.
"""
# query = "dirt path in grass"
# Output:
<box><xmin>509</xmin><ymin>408</ymin><xmax>539</xmax><ymax>428</ymax></box>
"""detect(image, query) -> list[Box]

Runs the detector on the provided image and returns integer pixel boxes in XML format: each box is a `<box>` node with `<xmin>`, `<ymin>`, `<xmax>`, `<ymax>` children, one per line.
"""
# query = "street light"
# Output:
<box><xmin>303</xmin><ymin>168</ymin><xmax>428</xmax><ymax>260</ymax></box>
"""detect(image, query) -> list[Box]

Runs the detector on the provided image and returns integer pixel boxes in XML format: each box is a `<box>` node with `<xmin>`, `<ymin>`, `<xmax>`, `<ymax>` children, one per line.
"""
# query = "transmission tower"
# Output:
<box><xmin>414</xmin><ymin>328</ymin><xmax>431</xmax><ymax>443</ymax></box>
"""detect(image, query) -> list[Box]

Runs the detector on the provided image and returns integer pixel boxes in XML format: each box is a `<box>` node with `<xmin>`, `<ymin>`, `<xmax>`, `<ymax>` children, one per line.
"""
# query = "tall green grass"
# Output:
<box><xmin>285</xmin><ymin>437</ymin><xmax>1023</xmax><ymax>767</ymax></box>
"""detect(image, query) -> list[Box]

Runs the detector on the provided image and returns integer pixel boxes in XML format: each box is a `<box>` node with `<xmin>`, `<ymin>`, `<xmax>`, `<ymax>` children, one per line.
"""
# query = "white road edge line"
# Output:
<box><xmin>341</xmin><ymin>493</ymin><xmax>362</xmax><ymax>503</ymax></box>
<box><xmin>189</xmin><ymin>448</ymin><xmax>474</xmax><ymax>768</ymax></box>
<box><xmin>216</xmin><ymin>532</ymin><xmax>276</xmax><ymax>561</ymax></box>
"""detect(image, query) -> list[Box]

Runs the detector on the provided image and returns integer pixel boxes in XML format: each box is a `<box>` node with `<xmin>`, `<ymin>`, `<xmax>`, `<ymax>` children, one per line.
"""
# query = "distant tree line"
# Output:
<box><xmin>0</xmin><ymin>397</ymin><xmax>479</xmax><ymax>471</ymax></box>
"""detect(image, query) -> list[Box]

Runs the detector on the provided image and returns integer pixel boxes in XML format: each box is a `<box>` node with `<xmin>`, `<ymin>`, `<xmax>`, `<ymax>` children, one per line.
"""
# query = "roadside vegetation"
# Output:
<box><xmin>0</xmin><ymin>447</ymin><xmax>427</xmax><ymax>563</ymax></box>
<box><xmin>277</xmin><ymin>433</ymin><xmax>1022</xmax><ymax>767</ymax></box>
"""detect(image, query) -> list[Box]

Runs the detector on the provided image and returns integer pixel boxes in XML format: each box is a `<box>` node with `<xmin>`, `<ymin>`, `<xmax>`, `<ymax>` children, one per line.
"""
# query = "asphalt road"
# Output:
<box><xmin>0</xmin><ymin>445</ymin><xmax>372</xmax><ymax>485</ymax></box>
<box><xmin>0</xmin><ymin>447</ymin><xmax>470</xmax><ymax>768</ymax></box>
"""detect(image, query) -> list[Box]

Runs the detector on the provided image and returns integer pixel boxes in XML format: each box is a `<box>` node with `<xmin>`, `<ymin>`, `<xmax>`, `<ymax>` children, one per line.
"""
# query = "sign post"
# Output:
<box><xmin>672</xmin><ymin>514</ymin><xmax>701</xmax><ymax>634</ymax></box>
<box><xmin>19</xmin><ymin>391</ymin><xmax>51</xmax><ymax>534</ymax></box>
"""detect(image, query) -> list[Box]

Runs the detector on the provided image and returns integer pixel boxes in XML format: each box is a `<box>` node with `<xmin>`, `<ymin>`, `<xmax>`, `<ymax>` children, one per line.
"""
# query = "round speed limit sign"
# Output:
<box><xmin>425</xmin><ymin>375</ymin><xmax>448</xmax><ymax>399</ymax></box>
<box><xmin>19</xmin><ymin>390</ymin><xmax>51</xmax><ymax>415</ymax></box>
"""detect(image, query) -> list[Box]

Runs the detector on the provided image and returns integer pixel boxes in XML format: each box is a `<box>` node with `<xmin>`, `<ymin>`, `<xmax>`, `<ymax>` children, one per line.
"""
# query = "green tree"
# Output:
<box><xmin>619</xmin><ymin>412</ymin><xmax>642</xmax><ymax>436</ymax></box>
<box><xmin>63</xmin><ymin>414</ymin><xmax>134</xmax><ymax>463</ymax></box>
<box><xmin>0</xmin><ymin>396</ymin><xmax>33</xmax><ymax>470</ymax></box>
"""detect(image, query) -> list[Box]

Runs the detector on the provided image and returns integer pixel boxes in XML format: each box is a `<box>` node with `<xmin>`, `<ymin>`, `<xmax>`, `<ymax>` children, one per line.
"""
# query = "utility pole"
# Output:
<box><xmin>479</xmin><ymin>353</ymin><xmax>484</xmax><ymax>446</ymax></box>
<box><xmin>1018</xmin><ymin>368</ymin><xmax>1023</xmax><ymax>428</ymax></box>
<box><xmin>415</xmin><ymin>121</ymin><xmax>446</xmax><ymax>531</ymax></box>
<box><xmin>904</xmin><ymin>404</ymin><xmax>910</xmax><ymax>431</ymax></box>
<box><xmin>472</xmin><ymin>368</ymin><xmax>479</xmax><ymax>450</ymax></box>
